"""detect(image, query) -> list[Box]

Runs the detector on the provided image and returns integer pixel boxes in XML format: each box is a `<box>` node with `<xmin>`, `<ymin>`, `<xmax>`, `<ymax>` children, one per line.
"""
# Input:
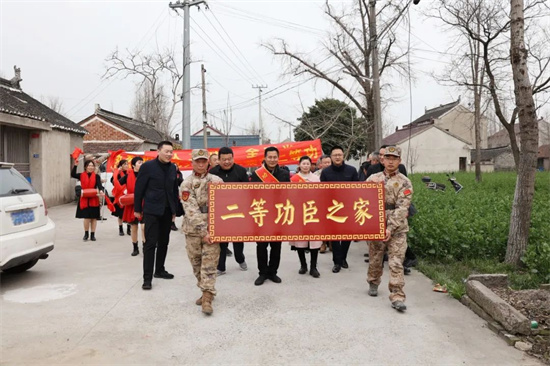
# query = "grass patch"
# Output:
<box><xmin>417</xmin><ymin>258</ymin><xmax>546</xmax><ymax>300</ymax></box>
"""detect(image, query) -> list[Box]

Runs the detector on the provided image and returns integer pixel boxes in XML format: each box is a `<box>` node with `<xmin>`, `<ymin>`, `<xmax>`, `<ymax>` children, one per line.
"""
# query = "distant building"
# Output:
<box><xmin>190</xmin><ymin>125</ymin><xmax>260</xmax><ymax>149</ymax></box>
<box><xmin>78</xmin><ymin>104</ymin><xmax>172</xmax><ymax>154</ymax></box>
<box><xmin>0</xmin><ymin>66</ymin><xmax>87</xmax><ymax>206</ymax></box>
<box><xmin>383</xmin><ymin>98</ymin><xmax>481</xmax><ymax>173</ymax></box>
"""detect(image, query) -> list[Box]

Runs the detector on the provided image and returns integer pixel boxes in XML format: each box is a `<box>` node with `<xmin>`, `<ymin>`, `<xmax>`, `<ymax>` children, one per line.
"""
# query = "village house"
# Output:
<box><xmin>0</xmin><ymin>66</ymin><xmax>87</xmax><ymax>206</ymax></box>
<box><xmin>382</xmin><ymin>98</ymin><xmax>484</xmax><ymax>173</ymax></box>
<box><xmin>190</xmin><ymin>125</ymin><xmax>260</xmax><ymax>149</ymax></box>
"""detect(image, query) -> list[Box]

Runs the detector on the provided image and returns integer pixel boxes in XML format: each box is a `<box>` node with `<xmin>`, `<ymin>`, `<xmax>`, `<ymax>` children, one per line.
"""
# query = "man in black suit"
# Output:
<box><xmin>134</xmin><ymin>141</ymin><xmax>179</xmax><ymax>290</ymax></box>
<box><xmin>250</xmin><ymin>146</ymin><xmax>290</xmax><ymax>286</ymax></box>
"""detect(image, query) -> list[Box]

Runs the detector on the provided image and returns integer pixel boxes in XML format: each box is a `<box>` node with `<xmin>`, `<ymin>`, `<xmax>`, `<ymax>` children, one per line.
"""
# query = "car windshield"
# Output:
<box><xmin>0</xmin><ymin>167</ymin><xmax>36</xmax><ymax>197</ymax></box>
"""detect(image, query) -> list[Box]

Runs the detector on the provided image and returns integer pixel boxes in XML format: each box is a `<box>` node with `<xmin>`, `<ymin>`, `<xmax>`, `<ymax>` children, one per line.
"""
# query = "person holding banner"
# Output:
<box><xmin>71</xmin><ymin>158</ymin><xmax>104</xmax><ymax>241</ymax></box>
<box><xmin>290</xmin><ymin>156</ymin><xmax>322</xmax><ymax>278</ymax></box>
<box><xmin>320</xmin><ymin>146</ymin><xmax>359</xmax><ymax>273</ymax></box>
<box><xmin>209</xmin><ymin>147</ymin><xmax>249</xmax><ymax>275</ymax></box>
<box><xmin>117</xmin><ymin>157</ymin><xmax>144</xmax><ymax>257</ymax></box>
<box><xmin>366</xmin><ymin>146</ymin><xmax>413</xmax><ymax>312</ymax></box>
<box><xmin>134</xmin><ymin>141</ymin><xmax>179</xmax><ymax>291</ymax></box>
<box><xmin>250</xmin><ymin>146</ymin><xmax>291</xmax><ymax>286</ymax></box>
<box><xmin>180</xmin><ymin>149</ymin><xmax>223</xmax><ymax>315</ymax></box>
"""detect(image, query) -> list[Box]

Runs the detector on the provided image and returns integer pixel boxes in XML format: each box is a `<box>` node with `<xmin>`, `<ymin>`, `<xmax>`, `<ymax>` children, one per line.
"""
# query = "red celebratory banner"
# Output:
<box><xmin>208</xmin><ymin>182</ymin><xmax>386</xmax><ymax>242</ymax></box>
<box><xmin>105</xmin><ymin>139</ymin><xmax>323</xmax><ymax>172</ymax></box>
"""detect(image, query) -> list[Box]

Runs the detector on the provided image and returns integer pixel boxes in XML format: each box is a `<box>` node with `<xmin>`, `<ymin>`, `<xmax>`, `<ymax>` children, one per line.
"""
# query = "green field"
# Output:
<box><xmin>408</xmin><ymin>171</ymin><xmax>550</xmax><ymax>298</ymax></box>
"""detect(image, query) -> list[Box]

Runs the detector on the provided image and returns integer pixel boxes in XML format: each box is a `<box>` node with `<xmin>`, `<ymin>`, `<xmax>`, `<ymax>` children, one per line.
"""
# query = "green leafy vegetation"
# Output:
<box><xmin>409</xmin><ymin>172</ymin><xmax>550</xmax><ymax>294</ymax></box>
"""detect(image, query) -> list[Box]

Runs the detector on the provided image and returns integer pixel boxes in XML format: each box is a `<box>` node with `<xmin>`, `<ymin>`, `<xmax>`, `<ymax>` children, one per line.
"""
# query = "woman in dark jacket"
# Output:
<box><xmin>71</xmin><ymin>158</ymin><xmax>104</xmax><ymax>241</ymax></box>
<box><xmin>117</xmin><ymin>157</ymin><xmax>144</xmax><ymax>256</ymax></box>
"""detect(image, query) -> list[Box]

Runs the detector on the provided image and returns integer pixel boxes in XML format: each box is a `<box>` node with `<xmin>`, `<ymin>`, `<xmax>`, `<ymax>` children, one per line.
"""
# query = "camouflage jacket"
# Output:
<box><xmin>180</xmin><ymin>172</ymin><xmax>223</xmax><ymax>237</ymax></box>
<box><xmin>367</xmin><ymin>171</ymin><xmax>413</xmax><ymax>234</ymax></box>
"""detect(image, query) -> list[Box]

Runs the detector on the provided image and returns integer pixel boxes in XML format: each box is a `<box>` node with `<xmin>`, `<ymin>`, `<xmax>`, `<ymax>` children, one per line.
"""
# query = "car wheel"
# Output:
<box><xmin>2</xmin><ymin>259</ymin><xmax>39</xmax><ymax>274</ymax></box>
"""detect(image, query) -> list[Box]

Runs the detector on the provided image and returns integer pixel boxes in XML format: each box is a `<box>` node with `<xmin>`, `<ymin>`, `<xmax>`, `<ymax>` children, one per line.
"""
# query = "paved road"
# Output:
<box><xmin>1</xmin><ymin>203</ymin><xmax>541</xmax><ymax>365</ymax></box>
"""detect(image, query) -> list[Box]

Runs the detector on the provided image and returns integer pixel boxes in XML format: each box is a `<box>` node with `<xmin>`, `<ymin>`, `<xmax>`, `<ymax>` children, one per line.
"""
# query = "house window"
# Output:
<box><xmin>459</xmin><ymin>157</ymin><xmax>467</xmax><ymax>171</ymax></box>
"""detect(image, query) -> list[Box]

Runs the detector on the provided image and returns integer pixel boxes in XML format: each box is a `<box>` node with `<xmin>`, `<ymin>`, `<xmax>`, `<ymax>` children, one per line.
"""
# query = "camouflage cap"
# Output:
<box><xmin>385</xmin><ymin>146</ymin><xmax>401</xmax><ymax>157</ymax></box>
<box><xmin>191</xmin><ymin>148</ymin><xmax>209</xmax><ymax>161</ymax></box>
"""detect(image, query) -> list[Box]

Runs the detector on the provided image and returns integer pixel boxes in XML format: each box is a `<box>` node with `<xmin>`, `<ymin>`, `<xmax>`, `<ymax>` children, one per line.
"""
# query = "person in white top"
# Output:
<box><xmin>290</xmin><ymin>156</ymin><xmax>322</xmax><ymax>278</ymax></box>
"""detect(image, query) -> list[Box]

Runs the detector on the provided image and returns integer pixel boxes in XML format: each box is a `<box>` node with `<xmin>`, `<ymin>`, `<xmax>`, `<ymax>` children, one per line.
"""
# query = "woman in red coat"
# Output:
<box><xmin>117</xmin><ymin>157</ymin><xmax>144</xmax><ymax>256</ymax></box>
<box><xmin>111</xmin><ymin>159</ymin><xmax>129</xmax><ymax>236</ymax></box>
<box><xmin>71</xmin><ymin>158</ymin><xmax>104</xmax><ymax>241</ymax></box>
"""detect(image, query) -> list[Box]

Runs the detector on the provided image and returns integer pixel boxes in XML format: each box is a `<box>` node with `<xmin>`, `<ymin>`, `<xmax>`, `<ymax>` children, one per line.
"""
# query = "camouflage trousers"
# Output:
<box><xmin>185</xmin><ymin>235</ymin><xmax>220</xmax><ymax>295</ymax></box>
<box><xmin>367</xmin><ymin>232</ymin><xmax>408</xmax><ymax>302</ymax></box>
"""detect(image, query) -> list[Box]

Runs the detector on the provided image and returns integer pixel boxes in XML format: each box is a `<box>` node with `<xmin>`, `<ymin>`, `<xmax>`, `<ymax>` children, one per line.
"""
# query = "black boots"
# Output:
<box><xmin>119</xmin><ymin>225</ymin><xmax>124</xmax><ymax>236</ymax></box>
<box><xmin>90</xmin><ymin>232</ymin><xmax>96</xmax><ymax>241</ymax></box>
<box><xmin>83</xmin><ymin>231</ymin><xmax>89</xmax><ymax>241</ymax></box>
<box><xmin>297</xmin><ymin>248</ymin><xmax>307</xmax><ymax>274</ymax></box>
<box><xmin>310</xmin><ymin>249</ymin><xmax>320</xmax><ymax>278</ymax></box>
<box><xmin>131</xmin><ymin>242</ymin><xmax>139</xmax><ymax>256</ymax></box>
<box><xmin>127</xmin><ymin>224</ymin><xmax>131</xmax><ymax>236</ymax></box>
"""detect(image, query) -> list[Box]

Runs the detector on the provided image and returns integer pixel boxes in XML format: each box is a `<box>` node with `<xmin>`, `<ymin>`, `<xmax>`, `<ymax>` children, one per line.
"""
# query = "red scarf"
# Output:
<box><xmin>291</xmin><ymin>174</ymin><xmax>307</xmax><ymax>183</ymax></box>
<box><xmin>80</xmin><ymin>172</ymin><xmax>100</xmax><ymax>209</ymax></box>
<box><xmin>255</xmin><ymin>165</ymin><xmax>279</xmax><ymax>183</ymax></box>
<box><xmin>126</xmin><ymin>170</ymin><xmax>136</xmax><ymax>194</ymax></box>
<box><xmin>112</xmin><ymin>169</ymin><xmax>126</xmax><ymax>204</ymax></box>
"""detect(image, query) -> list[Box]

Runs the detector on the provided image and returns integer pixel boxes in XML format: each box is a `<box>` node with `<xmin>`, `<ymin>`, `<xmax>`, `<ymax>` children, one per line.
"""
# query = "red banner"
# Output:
<box><xmin>208</xmin><ymin>182</ymin><xmax>386</xmax><ymax>242</ymax></box>
<box><xmin>105</xmin><ymin>139</ymin><xmax>322</xmax><ymax>172</ymax></box>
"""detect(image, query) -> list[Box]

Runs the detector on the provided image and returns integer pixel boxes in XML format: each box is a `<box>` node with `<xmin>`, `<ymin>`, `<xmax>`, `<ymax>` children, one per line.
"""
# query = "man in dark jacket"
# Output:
<box><xmin>134</xmin><ymin>141</ymin><xmax>179</xmax><ymax>290</ymax></box>
<box><xmin>320</xmin><ymin>146</ymin><xmax>359</xmax><ymax>273</ymax></box>
<box><xmin>250</xmin><ymin>146</ymin><xmax>290</xmax><ymax>286</ymax></box>
<box><xmin>209</xmin><ymin>147</ymin><xmax>250</xmax><ymax>275</ymax></box>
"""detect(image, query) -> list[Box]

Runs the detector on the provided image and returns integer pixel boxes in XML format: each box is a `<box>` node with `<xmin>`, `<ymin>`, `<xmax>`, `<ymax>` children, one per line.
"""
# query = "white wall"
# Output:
<box><xmin>398</xmin><ymin>127</ymin><xmax>472</xmax><ymax>173</ymax></box>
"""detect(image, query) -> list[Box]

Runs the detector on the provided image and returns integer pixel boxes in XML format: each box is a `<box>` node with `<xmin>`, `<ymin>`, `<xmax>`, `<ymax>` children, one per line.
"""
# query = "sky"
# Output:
<box><xmin>1</xmin><ymin>0</ymin><xmax>486</xmax><ymax>144</ymax></box>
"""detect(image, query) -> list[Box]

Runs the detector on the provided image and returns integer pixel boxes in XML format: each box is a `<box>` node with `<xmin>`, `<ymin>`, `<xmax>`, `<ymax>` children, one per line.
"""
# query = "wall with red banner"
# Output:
<box><xmin>105</xmin><ymin>139</ymin><xmax>323</xmax><ymax>171</ymax></box>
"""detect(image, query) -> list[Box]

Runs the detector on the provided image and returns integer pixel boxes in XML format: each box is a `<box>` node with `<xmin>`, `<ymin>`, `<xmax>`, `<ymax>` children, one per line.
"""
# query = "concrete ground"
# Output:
<box><xmin>0</xmin><ymin>203</ymin><xmax>542</xmax><ymax>365</ymax></box>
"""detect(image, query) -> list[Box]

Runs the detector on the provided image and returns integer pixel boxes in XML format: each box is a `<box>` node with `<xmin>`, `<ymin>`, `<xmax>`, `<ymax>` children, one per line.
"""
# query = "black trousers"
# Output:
<box><xmin>331</xmin><ymin>240</ymin><xmax>351</xmax><ymax>265</ymax></box>
<box><xmin>217</xmin><ymin>242</ymin><xmax>245</xmax><ymax>271</ymax></box>
<box><xmin>256</xmin><ymin>241</ymin><xmax>281</xmax><ymax>276</ymax></box>
<box><xmin>143</xmin><ymin>208</ymin><xmax>172</xmax><ymax>281</ymax></box>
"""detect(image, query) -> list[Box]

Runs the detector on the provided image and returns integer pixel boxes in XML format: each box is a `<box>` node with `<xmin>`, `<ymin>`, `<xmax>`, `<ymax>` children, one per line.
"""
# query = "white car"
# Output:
<box><xmin>0</xmin><ymin>162</ymin><xmax>55</xmax><ymax>273</ymax></box>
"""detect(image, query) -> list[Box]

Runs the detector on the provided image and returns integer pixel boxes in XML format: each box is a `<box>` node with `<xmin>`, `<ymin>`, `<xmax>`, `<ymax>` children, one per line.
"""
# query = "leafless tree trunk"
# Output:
<box><xmin>505</xmin><ymin>0</ymin><xmax>539</xmax><ymax>266</ymax></box>
<box><xmin>263</xmin><ymin>0</ymin><xmax>411</xmax><ymax>153</ymax></box>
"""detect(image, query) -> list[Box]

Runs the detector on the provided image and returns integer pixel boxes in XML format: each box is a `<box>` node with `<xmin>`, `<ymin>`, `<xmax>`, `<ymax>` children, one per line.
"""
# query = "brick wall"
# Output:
<box><xmin>83</xmin><ymin>119</ymin><xmax>132</xmax><ymax>141</ymax></box>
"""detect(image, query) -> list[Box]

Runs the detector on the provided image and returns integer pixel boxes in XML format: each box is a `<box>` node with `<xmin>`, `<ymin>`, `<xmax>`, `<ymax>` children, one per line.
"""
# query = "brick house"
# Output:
<box><xmin>78</xmin><ymin>104</ymin><xmax>171</xmax><ymax>154</ymax></box>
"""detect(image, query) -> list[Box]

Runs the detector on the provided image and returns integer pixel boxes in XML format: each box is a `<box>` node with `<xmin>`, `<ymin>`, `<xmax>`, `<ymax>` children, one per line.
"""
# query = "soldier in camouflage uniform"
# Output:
<box><xmin>180</xmin><ymin>149</ymin><xmax>223</xmax><ymax>315</ymax></box>
<box><xmin>366</xmin><ymin>146</ymin><xmax>413</xmax><ymax>312</ymax></box>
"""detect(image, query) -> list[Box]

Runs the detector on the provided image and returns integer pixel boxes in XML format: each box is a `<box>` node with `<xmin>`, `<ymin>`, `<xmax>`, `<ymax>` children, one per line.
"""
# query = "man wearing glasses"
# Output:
<box><xmin>320</xmin><ymin>145</ymin><xmax>359</xmax><ymax>273</ymax></box>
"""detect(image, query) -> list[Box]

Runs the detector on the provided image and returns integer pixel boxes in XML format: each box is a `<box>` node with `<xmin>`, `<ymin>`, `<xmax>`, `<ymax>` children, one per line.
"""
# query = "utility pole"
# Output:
<box><xmin>169</xmin><ymin>0</ymin><xmax>206</xmax><ymax>149</ymax></box>
<box><xmin>369</xmin><ymin>0</ymin><xmax>383</xmax><ymax>150</ymax></box>
<box><xmin>201</xmin><ymin>64</ymin><xmax>208</xmax><ymax>149</ymax></box>
<box><xmin>252</xmin><ymin>85</ymin><xmax>267</xmax><ymax>144</ymax></box>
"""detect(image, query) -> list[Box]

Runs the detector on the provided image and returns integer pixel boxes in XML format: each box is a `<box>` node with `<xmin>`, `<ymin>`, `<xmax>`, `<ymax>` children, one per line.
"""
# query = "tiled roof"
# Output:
<box><xmin>470</xmin><ymin>146</ymin><xmax>512</xmax><ymax>161</ymax></box>
<box><xmin>0</xmin><ymin>77</ymin><xmax>87</xmax><ymax>134</ymax></box>
<box><xmin>190</xmin><ymin>135</ymin><xmax>260</xmax><ymax>149</ymax></box>
<box><xmin>406</xmin><ymin>98</ymin><xmax>461</xmax><ymax>126</ymax></box>
<box><xmin>91</xmin><ymin>108</ymin><xmax>168</xmax><ymax>143</ymax></box>
<box><xmin>383</xmin><ymin>123</ymin><xmax>433</xmax><ymax>145</ymax></box>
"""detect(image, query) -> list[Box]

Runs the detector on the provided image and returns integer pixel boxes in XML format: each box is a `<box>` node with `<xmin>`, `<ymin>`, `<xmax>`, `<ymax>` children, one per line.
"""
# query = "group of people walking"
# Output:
<box><xmin>72</xmin><ymin>140</ymin><xmax>413</xmax><ymax>315</ymax></box>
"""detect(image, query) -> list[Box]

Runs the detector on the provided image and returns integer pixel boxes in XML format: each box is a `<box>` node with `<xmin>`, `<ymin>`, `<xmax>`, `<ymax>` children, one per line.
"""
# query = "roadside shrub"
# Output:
<box><xmin>408</xmin><ymin>171</ymin><xmax>550</xmax><ymax>281</ymax></box>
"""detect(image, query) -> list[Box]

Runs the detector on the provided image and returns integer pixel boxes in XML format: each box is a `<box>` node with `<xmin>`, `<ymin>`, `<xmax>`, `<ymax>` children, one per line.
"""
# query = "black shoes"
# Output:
<box><xmin>226</xmin><ymin>248</ymin><xmax>233</xmax><ymax>257</ymax></box>
<box><xmin>131</xmin><ymin>243</ymin><xmax>139</xmax><ymax>257</ymax></box>
<box><xmin>170</xmin><ymin>223</ymin><xmax>178</xmax><ymax>231</ymax></box>
<box><xmin>404</xmin><ymin>267</ymin><xmax>411</xmax><ymax>275</ymax></box>
<box><xmin>154</xmin><ymin>271</ymin><xmax>174</xmax><ymax>279</ymax></box>
<box><xmin>310</xmin><ymin>268</ymin><xmax>320</xmax><ymax>278</ymax></box>
<box><xmin>119</xmin><ymin>227</ymin><xmax>124</xmax><ymax>236</ymax></box>
<box><xmin>254</xmin><ymin>275</ymin><xmax>267</xmax><ymax>286</ymax></box>
<box><xmin>299</xmin><ymin>266</ymin><xmax>308</xmax><ymax>275</ymax></box>
<box><xmin>269</xmin><ymin>274</ymin><xmax>282</xmax><ymax>283</ymax></box>
<box><xmin>127</xmin><ymin>225</ymin><xmax>131</xmax><ymax>235</ymax></box>
<box><xmin>90</xmin><ymin>233</ymin><xmax>96</xmax><ymax>241</ymax></box>
<box><xmin>142</xmin><ymin>281</ymin><xmax>152</xmax><ymax>290</ymax></box>
<box><xmin>332</xmin><ymin>265</ymin><xmax>341</xmax><ymax>273</ymax></box>
<box><xmin>83</xmin><ymin>232</ymin><xmax>89</xmax><ymax>241</ymax></box>
<box><xmin>341</xmin><ymin>260</ymin><xmax>349</xmax><ymax>269</ymax></box>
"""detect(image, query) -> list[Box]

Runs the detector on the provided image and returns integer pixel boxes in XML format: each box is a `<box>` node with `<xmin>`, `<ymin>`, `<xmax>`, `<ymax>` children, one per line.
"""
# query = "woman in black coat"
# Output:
<box><xmin>71</xmin><ymin>158</ymin><xmax>104</xmax><ymax>241</ymax></box>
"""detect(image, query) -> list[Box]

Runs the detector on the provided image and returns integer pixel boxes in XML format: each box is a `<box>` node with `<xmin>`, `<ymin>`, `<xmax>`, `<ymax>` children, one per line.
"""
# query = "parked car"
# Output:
<box><xmin>0</xmin><ymin>162</ymin><xmax>55</xmax><ymax>273</ymax></box>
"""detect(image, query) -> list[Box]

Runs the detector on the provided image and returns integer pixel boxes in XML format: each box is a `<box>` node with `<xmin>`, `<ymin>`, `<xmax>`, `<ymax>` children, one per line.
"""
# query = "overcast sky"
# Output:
<box><xmin>1</xmin><ymin>0</ymin><xmax>505</xmax><ymax>144</ymax></box>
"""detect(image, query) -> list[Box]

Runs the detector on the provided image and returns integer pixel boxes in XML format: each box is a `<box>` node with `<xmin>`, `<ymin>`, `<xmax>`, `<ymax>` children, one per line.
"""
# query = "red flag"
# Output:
<box><xmin>111</xmin><ymin>168</ymin><xmax>125</xmax><ymax>202</ymax></box>
<box><xmin>71</xmin><ymin>147</ymin><xmax>83</xmax><ymax>161</ymax></box>
<box><xmin>104</xmin><ymin>195</ymin><xmax>116</xmax><ymax>212</ymax></box>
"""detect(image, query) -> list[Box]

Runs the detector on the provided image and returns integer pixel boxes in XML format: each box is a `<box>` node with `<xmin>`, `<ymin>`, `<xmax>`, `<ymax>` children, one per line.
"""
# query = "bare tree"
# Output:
<box><xmin>263</xmin><ymin>0</ymin><xmax>411</xmax><ymax>153</ymax></box>
<box><xmin>505</xmin><ymin>0</ymin><xmax>539</xmax><ymax>266</ymax></box>
<box><xmin>430</xmin><ymin>0</ymin><xmax>550</xmax><ymax>169</ymax></box>
<box><xmin>131</xmin><ymin>80</ymin><xmax>170</xmax><ymax>130</ymax></box>
<box><xmin>103</xmin><ymin>48</ymin><xmax>186</xmax><ymax>136</ymax></box>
